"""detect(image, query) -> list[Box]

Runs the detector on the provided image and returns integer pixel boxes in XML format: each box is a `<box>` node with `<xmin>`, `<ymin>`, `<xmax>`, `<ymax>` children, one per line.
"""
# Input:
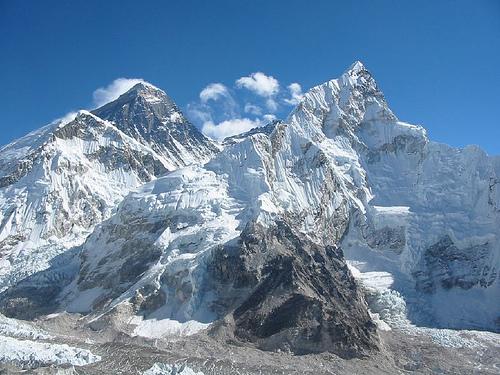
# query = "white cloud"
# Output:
<box><xmin>202</xmin><ymin>118</ymin><xmax>261</xmax><ymax>140</ymax></box>
<box><xmin>190</xmin><ymin>72</ymin><xmax>294</xmax><ymax>139</ymax></box>
<box><xmin>197</xmin><ymin>83</ymin><xmax>239</xmax><ymax>119</ymax></box>
<box><xmin>199</xmin><ymin>83</ymin><xmax>229</xmax><ymax>103</ymax></box>
<box><xmin>244</xmin><ymin>103</ymin><xmax>262</xmax><ymax>116</ymax></box>
<box><xmin>236</xmin><ymin>72</ymin><xmax>279</xmax><ymax>97</ymax></box>
<box><xmin>52</xmin><ymin>111</ymin><xmax>78</xmax><ymax>126</ymax></box>
<box><xmin>263</xmin><ymin>114</ymin><xmax>277</xmax><ymax>122</ymax></box>
<box><xmin>265</xmin><ymin>98</ymin><xmax>278</xmax><ymax>112</ymax></box>
<box><xmin>284</xmin><ymin>83</ymin><xmax>303</xmax><ymax>105</ymax></box>
<box><xmin>92</xmin><ymin>78</ymin><xmax>145</xmax><ymax>107</ymax></box>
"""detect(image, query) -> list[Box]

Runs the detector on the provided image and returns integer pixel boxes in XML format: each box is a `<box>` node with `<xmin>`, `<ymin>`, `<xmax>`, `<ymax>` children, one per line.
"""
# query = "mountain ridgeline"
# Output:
<box><xmin>0</xmin><ymin>63</ymin><xmax>498</xmax><ymax>361</ymax></box>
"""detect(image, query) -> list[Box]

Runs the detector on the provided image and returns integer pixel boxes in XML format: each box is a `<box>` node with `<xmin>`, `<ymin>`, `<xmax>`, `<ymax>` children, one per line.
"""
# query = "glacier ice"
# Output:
<box><xmin>143</xmin><ymin>363</ymin><xmax>204</xmax><ymax>375</ymax></box>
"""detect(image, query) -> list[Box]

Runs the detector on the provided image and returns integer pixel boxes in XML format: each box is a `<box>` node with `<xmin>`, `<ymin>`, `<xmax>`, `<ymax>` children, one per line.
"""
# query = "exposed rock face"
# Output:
<box><xmin>92</xmin><ymin>82</ymin><xmax>219</xmax><ymax>169</ymax></box>
<box><xmin>414</xmin><ymin>236</ymin><xmax>497</xmax><ymax>292</ymax></box>
<box><xmin>209</xmin><ymin>221</ymin><xmax>377</xmax><ymax>357</ymax></box>
<box><xmin>365</xmin><ymin>225</ymin><xmax>406</xmax><ymax>253</ymax></box>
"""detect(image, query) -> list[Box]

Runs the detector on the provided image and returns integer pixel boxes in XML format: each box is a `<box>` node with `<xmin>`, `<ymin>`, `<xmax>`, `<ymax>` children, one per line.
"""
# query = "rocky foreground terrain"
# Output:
<box><xmin>0</xmin><ymin>62</ymin><xmax>498</xmax><ymax>374</ymax></box>
<box><xmin>0</xmin><ymin>301</ymin><xmax>499</xmax><ymax>374</ymax></box>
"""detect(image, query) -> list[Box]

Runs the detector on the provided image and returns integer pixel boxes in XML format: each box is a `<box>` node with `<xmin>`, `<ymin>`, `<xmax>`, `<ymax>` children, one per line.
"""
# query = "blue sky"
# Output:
<box><xmin>1</xmin><ymin>1</ymin><xmax>499</xmax><ymax>152</ymax></box>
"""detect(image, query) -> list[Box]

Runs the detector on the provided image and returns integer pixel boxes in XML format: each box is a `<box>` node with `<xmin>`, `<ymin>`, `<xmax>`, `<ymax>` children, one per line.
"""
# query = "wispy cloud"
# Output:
<box><xmin>283</xmin><ymin>83</ymin><xmax>303</xmax><ymax>105</ymax></box>
<box><xmin>190</xmin><ymin>72</ymin><xmax>303</xmax><ymax>140</ymax></box>
<box><xmin>244</xmin><ymin>103</ymin><xmax>262</xmax><ymax>116</ymax></box>
<box><xmin>50</xmin><ymin>111</ymin><xmax>79</xmax><ymax>127</ymax></box>
<box><xmin>199</xmin><ymin>83</ymin><xmax>230</xmax><ymax>103</ymax></box>
<box><xmin>92</xmin><ymin>78</ymin><xmax>145</xmax><ymax>108</ymax></box>
<box><xmin>265</xmin><ymin>98</ymin><xmax>278</xmax><ymax>112</ymax></box>
<box><xmin>188</xmin><ymin>82</ymin><xmax>239</xmax><ymax>131</ymax></box>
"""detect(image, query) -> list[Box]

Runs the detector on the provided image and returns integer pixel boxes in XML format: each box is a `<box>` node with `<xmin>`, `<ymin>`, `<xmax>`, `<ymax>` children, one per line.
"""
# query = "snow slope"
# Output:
<box><xmin>0</xmin><ymin>83</ymin><xmax>217</xmax><ymax>293</ymax></box>
<box><xmin>61</xmin><ymin>165</ymin><xmax>242</xmax><ymax>330</ymax></box>
<box><xmin>0</xmin><ymin>111</ymin><xmax>168</xmax><ymax>292</ymax></box>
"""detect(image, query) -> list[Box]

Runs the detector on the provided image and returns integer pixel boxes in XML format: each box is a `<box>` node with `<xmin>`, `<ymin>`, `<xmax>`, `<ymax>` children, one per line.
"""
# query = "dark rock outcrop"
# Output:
<box><xmin>208</xmin><ymin>220</ymin><xmax>378</xmax><ymax>358</ymax></box>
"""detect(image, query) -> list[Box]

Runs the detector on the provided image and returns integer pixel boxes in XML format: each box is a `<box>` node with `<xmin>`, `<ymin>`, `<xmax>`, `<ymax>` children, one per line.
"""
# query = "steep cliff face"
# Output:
<box><xmin>208</xmin><ymin>221</ymin><xmax>377</xmax><ymax>358</ymax></box>
<box><xmin>92</xmin><ymin>82</ymin><xmax>219</xmax><ymax>168</ymax></box>
<box><xmin>298</xmin><ymin>62</ymin><xmax>500</xmax><ymax>332</ymax></box>
<box><xmin>413</xmin><ymin>235</ymin><xmax>496</xmax><ymax>292</ymax></box>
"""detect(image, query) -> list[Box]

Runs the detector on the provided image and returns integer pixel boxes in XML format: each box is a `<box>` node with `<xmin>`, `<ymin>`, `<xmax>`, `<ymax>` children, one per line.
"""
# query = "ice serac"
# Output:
<box><xmin>92</xmin><ymin>82</ymin><xmax>219</xmax><ymax>169</ymax></box>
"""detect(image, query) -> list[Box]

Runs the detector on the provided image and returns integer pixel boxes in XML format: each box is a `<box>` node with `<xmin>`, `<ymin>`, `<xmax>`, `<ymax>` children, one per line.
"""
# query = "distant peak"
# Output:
<box><xmin>345</xmin><ymin>60</ymin><xmax>368</xmax><ymax>76</ymax></box>
<box><xmin>92</xmin><ymin>81</ymin><xmax>172</xmax><ymax>114</ymax></box>
<box><xmin>126</xmin><ymin>81</ymin><xmax>166</xmax><ymax>96</ymax></box>
<box><xmin>55</xmin><ymin>110</ymin><xmax>103</xmax><ymax>129</ymax></box>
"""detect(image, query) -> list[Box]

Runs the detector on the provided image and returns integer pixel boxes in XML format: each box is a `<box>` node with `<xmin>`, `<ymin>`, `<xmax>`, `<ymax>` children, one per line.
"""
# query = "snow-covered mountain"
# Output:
<box><xmin>276</xmin><ymin>61</ymin><xmax>500</xmax><ymax>331</ymax></box>
<box><xmin>321</xmin><ymin>63</ymin><xmax>500</xmax><ymax>332</ymax></box>
<box><xmin>92</xmin><ymin>82</ymin><xmax>219</xmax><ymax>169</ymax></box>
<box><xmin>0</xmin><ymin>84</ymin><xmax>217</xmax><ymax>292</ymax></box>
<box><xmin>0</xmin><ymin>62</ymin><xmax>499</xmax><ymax>368</ymax></box>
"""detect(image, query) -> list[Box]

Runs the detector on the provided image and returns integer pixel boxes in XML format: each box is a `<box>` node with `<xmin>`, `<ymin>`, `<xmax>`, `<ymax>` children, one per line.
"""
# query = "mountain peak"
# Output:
<box><xmin>127</xmin><ymin>81</ymin><xmax>164</xmax><ymax>94</ymax></box>
<box><xmin>346</xmin><ymin>60</ymin><xmax>366</xmax><ymax>75</ymax></box>
<box><xmin>303</xmin><ymin>61</ymin><xmax>374</xmax><ymax>97</ymax></box>
<box><xmin>91</xmin><ymin>81</ymin><xmax>218</xmax><ymax>167</ymax></box>
<box><xmin>287</xmin><ymin>60</ymin><xmax>392</xmax><ymax>138</ymax></box>
<box><xmin>341</xmin><ymin>61</ymin><xmax>374</xmax><ymax>83</ymax></box>
<box><xmin>117</xmin><ymin>81</ymin><xmax>170</xmax><ymax>104</ymax></box>
<box><xmin>92</xmin><ymin>80</ymin><xmax>176</xmax><ymax>120</ymax></box>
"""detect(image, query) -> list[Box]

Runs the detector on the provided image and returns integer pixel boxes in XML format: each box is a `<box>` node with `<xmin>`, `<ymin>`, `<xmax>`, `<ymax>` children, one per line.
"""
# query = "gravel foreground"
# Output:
<box><xmin>0</xmin><ymin>312</ymin><xmax>498</xmax><ymax>375</ymax></box>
